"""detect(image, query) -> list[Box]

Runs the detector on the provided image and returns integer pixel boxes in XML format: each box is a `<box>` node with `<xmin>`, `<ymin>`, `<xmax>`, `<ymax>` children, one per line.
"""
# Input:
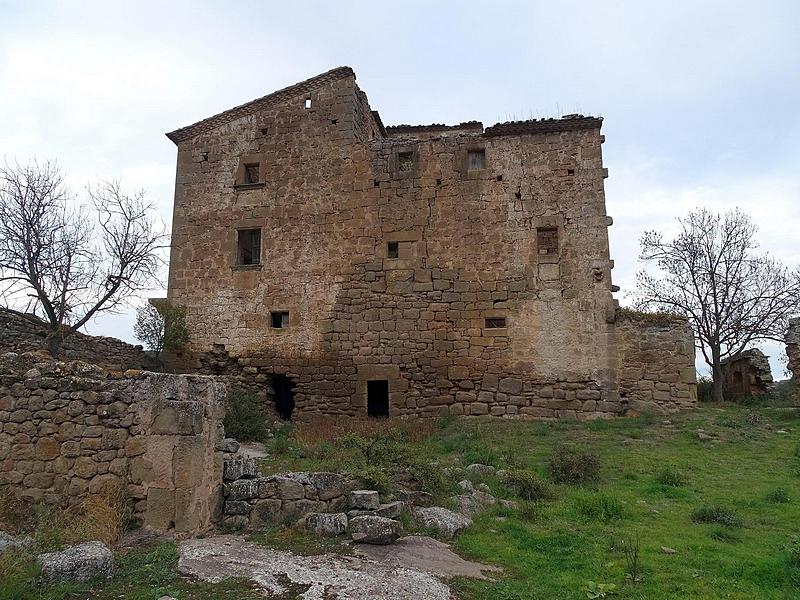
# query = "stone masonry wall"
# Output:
<box><xmin>0</xmin><ymin>352</ymin><xmax>225</xmax><ymax>535</ymax></box>
<box><xmin>0</xmin><ymin>308</ymin><xmax>152</xmax><ymax>371</ymax></box>
<box><xmin>615</xmin><ymin>311</ymin><xmax>697</xmax><ymax>413</ymax></box>
<box><xmin>163</xmin><ymin>67</ymin><xmax>696</xmax><ymax>420</ymax></box>
<box><xmin>788</xmin><ymin>317</ymin><xmax>800</xmax><ymax>385</ymax></box>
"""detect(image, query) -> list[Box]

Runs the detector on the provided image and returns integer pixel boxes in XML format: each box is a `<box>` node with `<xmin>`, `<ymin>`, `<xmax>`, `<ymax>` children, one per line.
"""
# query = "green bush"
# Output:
<box><xmin>548</xmin><ymin>445</ymin><xmax>601</xmax><ymax>484</ymax></box>
<box><xmin>765</xmin><ymin>488</ymin><xmax>791</xmax><ymax>504</ymax></box>
<box><xmin>574</xmin><ymin>491</ymin><xmax>625</xmax><ymax>522</ymax></box>
<box><xmin>691</xmin><ymin>504</ymin><xmax>743</xmax><ymax>527</ymax></box>
<box><xmin>655</xmin><ymin>466</ymin><xmax>687</xmax><ymax>487</ymax></box>
<box><xmin>503</xmin><ymin>469</ymin><xmax>555</xmax><ymax>501</ymax></box>
<box><xmin>223</xmin><ymin>389</ymin><xmax>271</xmax><ymax>442</ymax></box>
<box><xmin>697</xmin><ymin>376</ymin><xmax>713</xmax><ymax>403</ymax></box>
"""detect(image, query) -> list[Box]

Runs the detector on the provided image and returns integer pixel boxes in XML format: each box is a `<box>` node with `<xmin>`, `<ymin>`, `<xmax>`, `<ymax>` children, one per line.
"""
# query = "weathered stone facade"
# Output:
<box><xmin>163</xmin><ymin>66</ymin><xmax>697</xmax><ymax>420</ymax></box>
<box><xmin>0</xmin><ymin>308</ymin><xmax>152</xmax><ymax>371</ymax></box>
<box><xmin>787</xmin><ymin>318</ymin><xmax>800</xmax><ymax>385</ymax></box>
<box><xmin>720</xmin><ymin>349</ymin><xmax>774</xmax><ymax>401</ymax></box>
<box><xmin>0</xmin><ymin>352</ymin><xmax>225</xmax><ymax>535</ymax></box>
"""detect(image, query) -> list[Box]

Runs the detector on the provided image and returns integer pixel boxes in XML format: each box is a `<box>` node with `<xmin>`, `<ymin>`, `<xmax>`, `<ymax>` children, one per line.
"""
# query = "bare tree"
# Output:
<box><xmin>633</xmin><ymin>208</ymin><xmax>800</xmax><ymax>402</ymax></box>
<box><xmin>0</xmin><ymin>161</ymin><xmax>167</xmax><ymax>352</ymax></box>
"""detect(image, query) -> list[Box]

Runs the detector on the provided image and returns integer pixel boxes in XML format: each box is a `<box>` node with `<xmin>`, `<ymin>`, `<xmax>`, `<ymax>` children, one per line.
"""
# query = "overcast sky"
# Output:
<box><xmin>1</xmin><ymin>1</ymin><xmax>798</xmax><ymax>376</ymax></box>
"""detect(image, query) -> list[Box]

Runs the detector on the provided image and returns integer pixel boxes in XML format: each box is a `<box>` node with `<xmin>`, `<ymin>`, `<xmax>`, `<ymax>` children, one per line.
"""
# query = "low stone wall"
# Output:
<box><xmin>0</xmin><ymin>352</ymin><xmax>225</xmax><ymax>535</ymax></box>
<box><xmin>221</xmin><ymin>462</ymin><xmax>358</xmax><ymax>530</ymax></box>
<box><xmin>0</xmin><ymin>308</ymin><xmax>153</xmax><ymax>371</ymax></box>
<box><xmin>615</xmin><ymin>311</ymin><xmax>697</xmax><ymax>413</ymax></box>
<box><xmin>788</xmin><ymin>318</ymin><xmax>800</xmax><ymax>386</ymax></box>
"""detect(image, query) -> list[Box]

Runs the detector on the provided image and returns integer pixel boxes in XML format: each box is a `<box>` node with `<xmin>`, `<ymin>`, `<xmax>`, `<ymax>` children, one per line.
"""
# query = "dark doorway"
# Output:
<box><xmin>367</xmin><ymin>380</ymin><xmax>389</xmax><ymax>417</ymax></box>
<box><xmin>272</xmin><ymin>374</ymin><xmax>295</xmax><ymax>421</ymax></box>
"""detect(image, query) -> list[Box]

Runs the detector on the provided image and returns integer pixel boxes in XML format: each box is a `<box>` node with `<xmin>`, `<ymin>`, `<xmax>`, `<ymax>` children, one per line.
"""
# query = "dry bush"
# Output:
<box><xmin>0</xmin><ymin>489</ymin><xmax>30</xmax><ymax>534</ymax></box>
<box><xmin>293</xmin><ymin>416</ymin><xmax>434</xmax><ymax>446</ymax></box>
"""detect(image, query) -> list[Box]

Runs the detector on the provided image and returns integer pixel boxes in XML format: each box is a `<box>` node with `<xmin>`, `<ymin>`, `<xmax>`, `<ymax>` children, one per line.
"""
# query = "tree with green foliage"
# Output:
<box><xmin>133</xmin><ymin>301</ymin><xmax>189</xmax><ymax>358</ymax></box>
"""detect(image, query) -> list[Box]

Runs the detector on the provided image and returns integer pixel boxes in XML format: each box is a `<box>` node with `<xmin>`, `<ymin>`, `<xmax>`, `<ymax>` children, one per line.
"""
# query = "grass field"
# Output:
<box><xmin>3</xmin><ymin>399</ymin><xmax>799</xmax><ymax>599</ymax></box>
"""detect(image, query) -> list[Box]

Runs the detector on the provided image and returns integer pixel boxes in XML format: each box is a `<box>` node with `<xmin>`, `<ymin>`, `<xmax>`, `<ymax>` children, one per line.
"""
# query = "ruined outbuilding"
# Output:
<box><xmin>162</xmin><ymin>67</ymin><xmax>697</xmax><ymax>420</ymax></box>
<box><xmin>720</xmin><ymin>349</ymin><xmax>774</xmax><ymax>401</ymax></box>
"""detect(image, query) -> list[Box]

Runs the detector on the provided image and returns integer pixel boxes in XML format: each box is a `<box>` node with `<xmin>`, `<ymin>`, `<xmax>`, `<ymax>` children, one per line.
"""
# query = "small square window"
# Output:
<box><xmin>398</xmin><ymin>151</ymin><xmax>414</xmax><ymax>172</ymax></box>
<box><xmin>485</xmin><ymin>317</ymin><xmax>506</xmax><ymax>329</ymax></box>
<box><xmin>467</xmin><ymin>149</ymin><xmax>486</xmax><ymax>171</ymax></box>
<box><xmin>243</xmin><ymin>163</ymin><xmax>260</xmax><ymax>184</ymax></box>
<box><xmin>304</xmin><ymin>98</ymin><xmax>312</xmax><ymax>109</ymax></box>
<box><xmin>537</xmin><ymin>227</ymin><xmax>559</xmax><ymax>256</ymax></box>
<box><xmin>387</xmin><ymin>242</ymin><xmax>399</xmax><ymax>259</ymax></box>
<box><xmin>237</xmin><ymin>228</ymin><xmax>261</xmax><ymax>265</ymax></box>
<box><xmin>271</xmin><ymin>311</ymin><xmax>289</xmax><ymax>329</ymax></box>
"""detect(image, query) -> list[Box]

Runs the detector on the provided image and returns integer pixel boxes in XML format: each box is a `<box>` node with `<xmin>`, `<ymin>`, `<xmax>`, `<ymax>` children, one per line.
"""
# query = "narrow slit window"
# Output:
<box><xmin>485</xmin><ymin>317</ymin><xmax>507</xmax><ymax>329</ymax></box>
<box><xmin>243</xmin><ymin>163</ymin><xmax>260</xmax><ymax>184</ymax></box>
<box><xmin>304</xmin><ymin>97</ymin><xmax>312</xmax><ymax>109</ymax></box>
<box><xmin>398</xmin><ymin>151</ymin><xmax>414</xmax><ymax>172</ymax></box>
<box><xmin>467</xmin><ymin>149</ymin><xmax>486</xmax><ymax>171</ymax></box>
<box><xmin>387</xmin><ymin>241</ymin><xmax>399</xmax><ymax>259</ymax></box>
<box><xmin>237</xmin><ymin>228</ymin><xmax>261</xmax><ymax>265</ymax></box>
<box><xmin>271</xmin><ymin>311</ymin><xmax>289</xmax><ymax>329</ymax></box>
<box><xmin>537</xmin><ymin>227</ymin><xmax>559</xmax><ymax>257</ymax></box>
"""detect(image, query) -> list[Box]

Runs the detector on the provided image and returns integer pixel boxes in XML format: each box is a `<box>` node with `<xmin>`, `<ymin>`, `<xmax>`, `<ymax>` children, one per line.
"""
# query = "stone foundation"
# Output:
<box><xmin>0</xmin><ymin>352</ymin><xmax>225</xmax><ymax>535</ymax></box>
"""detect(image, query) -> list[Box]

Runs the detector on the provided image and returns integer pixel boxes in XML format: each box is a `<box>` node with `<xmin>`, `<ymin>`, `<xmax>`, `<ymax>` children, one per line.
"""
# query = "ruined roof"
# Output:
<box><xmin>165</xmin><ymin>66</ymin><xmax>356</xmax><ymax>144</ymax></box>
<box><xmin>386</xmin><ymin>122</ymin><xmax>484</xmax><ymax>135</ymax></box>
<box><xmin>484</xmin><ymin>115</ymin><xmax>602</xmax><ymax>137</ymax></box>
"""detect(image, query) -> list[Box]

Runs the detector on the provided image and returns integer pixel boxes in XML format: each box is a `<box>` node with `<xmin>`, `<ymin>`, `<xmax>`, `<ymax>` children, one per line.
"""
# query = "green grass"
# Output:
<box><xmin>5</xmin><ymin>403</ymin><xmax>800</xmax><ymax>599</ymax></box>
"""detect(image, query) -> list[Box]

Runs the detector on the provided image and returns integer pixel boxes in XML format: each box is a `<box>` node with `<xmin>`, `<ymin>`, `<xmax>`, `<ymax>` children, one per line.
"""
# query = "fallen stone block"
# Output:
<box><xmin>220</xmin><ymin>438</ymin><xmax>240</xmax><ymax>454</ymax></box>
<box><xmin>37</xmin><ymin>541</ymin><xmax>113</xmax><ymax>583</ymax></box>
<box><xmin>350</xmin><ymin>489</ymin><xmax>380</xmax><ymax>510</ymax></box>
<box><xmin>223</xmin><ymin>457</ymin><xmax>259</xmax><ymax>481</ymax></box>
<box><xmin>350</xmin><ymin>515</ymin><xmax>401</xmax><ymax>545</ymax></box>
<box><xmin>301</xmin><ymin>512</ymin><xmax>348</xmax><ymax>536</ymax></box>
<box><xmin>412</xmin><ymin>507</ymin><xmax>472</xmax><ymax>539</ymax></box>
<box><xmin>0</xmin><ymin>531</ymin><xmax>33</xmax><ymax>553</ymax></box>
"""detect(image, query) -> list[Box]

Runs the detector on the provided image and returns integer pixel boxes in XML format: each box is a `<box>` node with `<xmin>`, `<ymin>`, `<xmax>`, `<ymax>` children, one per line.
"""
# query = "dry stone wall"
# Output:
<box><xmin>615</xmin><ymin>312</ymin><xmax>697</xmax><ymax>413</ymax></box>
<box><xmin>0</xmin><ymin>309</ymin><xmax>152</xmax><ymax>371</ymax></box>
<box><xmin>0</xmin><ymin>352</ymin><xmax>225</xmax><ymax>535</ymax></box>
<box><xmin>788</xmin><ymin>318</ymin><xmax>800</xmax><ymax>386</ymax></box>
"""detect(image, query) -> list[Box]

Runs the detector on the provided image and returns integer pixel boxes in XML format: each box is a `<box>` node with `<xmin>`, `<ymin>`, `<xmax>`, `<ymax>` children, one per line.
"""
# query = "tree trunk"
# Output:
<box><xmin>45</xmin><ymin>326</ymin><xmax>67</xmax><ymax>357</ymax></box>
<box><xmin>711</xmin><ymin>347</ymin><xmax>725</xmax><ymax>403</ymax></box>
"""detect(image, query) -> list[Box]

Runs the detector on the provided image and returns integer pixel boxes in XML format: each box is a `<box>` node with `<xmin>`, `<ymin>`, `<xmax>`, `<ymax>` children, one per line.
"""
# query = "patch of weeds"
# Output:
<box><xmin>582</xmin><ymin>580</ymin><xmax>618</xmax><ymax>598</ymax></box>
<box><xmin>621</xmin><ymin>471</ymin><xmax>639</xmax><ymax>481</ymax></box>
<box><xmin>708</xmin><ymin>527</ymin><xmax>742</xmax><ymax>543</ymax></box>
<box><xmin>351</xmin><ymin>464</ymin><xmax>393</xmax><ymax>496</ymax></box>
<box><xmin>462</xmin><ymin>441</ymin><xmax>501</xmax><ymax>468</ymax></box>
<box><xmin>518</xmin><ymin>500</ymin><xmax>540</xmax><ymax>522</ymax></box>
<box><xmin>621</xmin><ymin>534</ymin><xmax>642</xmax><ymax>584</ymax></box>
<box><xmin>691</xmin><ymin>504</ymin><xmax>743</xmax><ymax>527</ymax></box>
<box><xmin>548</xmin><ymin>445</ymin><xmax>601</xmax><ymax>484</ymax></box>
<box><xmin>251</xmin><ymin>527</ymin><xmax>352</xmax><ymax>556</ymax></box>
<box><xmin>574</xmin><ymin>491</ymin><xmax>626</xmax><ymax>522</ymax></box>
<box><xmin>0</xmin><ymin>551</ymin><xmax>45</xmax><ymax>600</ymax></box>
<box><xmin>765</xmin><ymin>487</ymin><xmax>791</xmax><ymax>504</ymax></box>
<box><xmin>654</xmin><ymin>465</ymin><xmax>687</xmax><ymax>487</ymax></box>
<box><xmin>224</xmin><ymin>388</ymin><xmax>272</xmax><ymax>442</ymax></box>
<box><xmin>786</xmin><ymin>535</ymin><xmax>800</xmax><ymax>568</ymax></box>
<box><xmin>503</xmin><ymin>469</ymin><xmax>555</xmax><ymax>501</ymax></box>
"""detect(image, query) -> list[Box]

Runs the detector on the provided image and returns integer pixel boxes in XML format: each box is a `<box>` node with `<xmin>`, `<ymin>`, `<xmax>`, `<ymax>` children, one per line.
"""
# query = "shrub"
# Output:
<box><xmin>503</xmin><ymin>469</ymin><xmax>555</xmax><ymax>502</ymax></box>
<box><xmin>575</xmin><ymin>491</ymin><xmax>625</xmax><ymax>522</ymax></box>
<box><xmin>352</xmin><ymin>464</ymin><xmax>393</xmax><ymax>496</ymax></box>
<box><xmin>655</xmin><ymin>466</ymin><xmax>687</xmax><ymax>487</ymax></box>
<box><xmin>691</xmin><ymin>504</ymin><xmax>743</xmax><ymax>527</ymax></box>
<box><xmin>765</xmin><ymin>488</ymin><xmax>791</xmax><ymax>504</ymax></box>
<box><xmin>224</xmin><ymin>388</ymin><xmax>271</xmax><ymax>442</ymax></box>
<box><xmin>697</xmin><ymin>376</ymin><xmax>714</xmax><ymax>403</ymax></box>
<box><xmin>548</xmin><ymin>445</ymin><xmax>601</xmax><ymax>484</ymax></box>
<box><xmin>708</xmin><ymin>527</ymin><xmax>742</xmax><ymax>543</ymax></box>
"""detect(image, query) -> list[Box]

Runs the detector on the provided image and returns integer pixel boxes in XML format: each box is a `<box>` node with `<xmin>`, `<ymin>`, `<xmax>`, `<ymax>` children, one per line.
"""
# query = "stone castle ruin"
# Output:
<box><xmin>161</xmin><ymin>66</ymin><xmax>698</xmax><ymax>420</ymax></box>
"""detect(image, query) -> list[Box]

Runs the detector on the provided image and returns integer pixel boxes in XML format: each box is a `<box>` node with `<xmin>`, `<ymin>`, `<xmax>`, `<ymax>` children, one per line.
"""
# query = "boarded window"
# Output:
<box><xmin>398</xmin><ymin>151</ymin><xmax>414</xmax><ymax>172</ymax></box>
<box><xmin>243</xmin><ymin>163</ymin><xmax>260</xmax><ymax>184</ymax></box>
<box><xmin>467</xmin><ymin>149</ymin><xmax>486</xmax><ymax>171</ymax></box>
<box><xmin>485</xmin><ymin>317</ymin><xmax>507</xmax><ymax>329</ymax></box>
<box><xmin>537</xmin><ymin>227</ymin><xmax>559</xmax><ymax>257</ymax></box>
<box><xmin>237</xmin><ymin>228</ymin><xmax>261</xmax><ymax>265</ymax></box>
<box><xmin>367</xmin><ymin>380</ymin><xmax>389</xmax><ymax>417</ymax></box>
<box><xmin>271</xmin><ymin>311</ymin><xmax>289</xmax><ymax>329</ymax></box>
<box><xmin>387</xmin><ymin>242</ymin><xmax>399</xmax><ymax>259</ymax></box>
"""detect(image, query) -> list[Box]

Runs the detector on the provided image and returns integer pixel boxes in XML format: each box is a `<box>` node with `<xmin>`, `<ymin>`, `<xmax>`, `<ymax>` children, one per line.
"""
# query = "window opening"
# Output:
<box><xmin>367</xmin><ymin>380</ymin><xmax>389</xmax><ymax>417</ymax></box>
<box><xmin>237</xmin><ymin>229</ymin><xmax>261</xmax><ymax>265</ymax></box>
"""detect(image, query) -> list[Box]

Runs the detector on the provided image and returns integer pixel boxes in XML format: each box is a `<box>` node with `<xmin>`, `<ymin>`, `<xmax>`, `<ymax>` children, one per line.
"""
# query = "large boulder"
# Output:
<box><xmin>465</xmin><ymin>464</ymin><xmax>496</xmax><ymax>477</ymax></box>
<box><xmin>37</xmin><ymin>541</ymin><xmax>113</xmax><ymax>583</ymax></box>
<box><xmin>412</xmin><ymin>507</ymin><xmax>472</xmax><ymax>539</ymax></box>
<box><xmin>302</xmin><ymin>512</ymin><xmax>348</xmax><ymax>536</ymax></box>
<box><xmin>349</xmin><ymin>515</ymin><xmax>401</xmax><ymax>545</ymax></box>
<box><xmin>350</xmin><ymin>490</ymin><xmax>380</xmax><ymax>510</ymax></box>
